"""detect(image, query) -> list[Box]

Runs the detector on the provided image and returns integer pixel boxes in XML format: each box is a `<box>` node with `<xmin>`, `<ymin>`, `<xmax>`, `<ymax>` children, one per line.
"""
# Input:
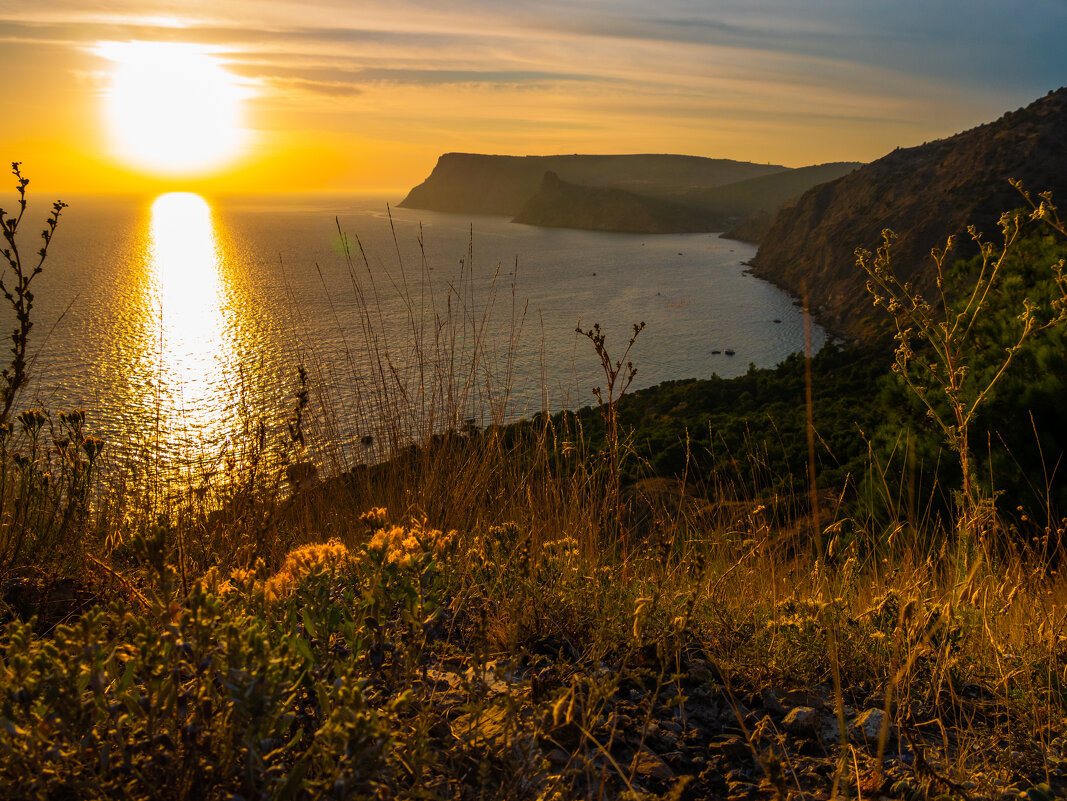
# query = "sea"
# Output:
<box><xmin>17</xmin><ymin>192</ymin><xmax>825</xmax><ymax>479</ymax></box>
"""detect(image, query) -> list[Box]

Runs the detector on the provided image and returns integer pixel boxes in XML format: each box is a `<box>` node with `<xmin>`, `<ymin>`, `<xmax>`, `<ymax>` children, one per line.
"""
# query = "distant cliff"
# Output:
<box><xmin>721</xmin><ymin>210</ymin><xmax>775</xmax><ymax>244</ymax></box>
<box><xmin>398</xmin><ymin>153</ymin><xmax>787</xmax><ymax>217</ymax></box>
<box><xmin>689</xmin><ymin>162</ymin><xmax>862</xmax><ymax>242</ymax></box>
<box><xmin>682</xmin><ymin>162</ymin><xmax>862</xmax><ymax>241</ymax></box>
<box><xmin>400</xmin><ymin>153</ymin><xmax>866</xmax><ymax>236</ymax></box>
<box><xmin>513</xmin><ymin>172</ymin><xmax>717</xmax><ymax>234</ymax></box>
<box><xmin>750</xmin><ymin>88</ymin><xmax>1067</xmax><ymax>341</ymax></box>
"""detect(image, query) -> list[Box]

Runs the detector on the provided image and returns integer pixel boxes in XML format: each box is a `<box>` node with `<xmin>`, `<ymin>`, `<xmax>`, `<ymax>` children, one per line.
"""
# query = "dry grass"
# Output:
<box><xmin>2</xmin><ymin>177</ymin><xmax>1067</xmax><ymax>798</ymax></box>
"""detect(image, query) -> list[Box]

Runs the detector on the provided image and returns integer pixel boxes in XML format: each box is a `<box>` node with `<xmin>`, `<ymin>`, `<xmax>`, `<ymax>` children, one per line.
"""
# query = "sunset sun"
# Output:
<box><xmin>97</xmin><ymin>41</ymin><xmax>249</xmax><ymax>175</ymax></box>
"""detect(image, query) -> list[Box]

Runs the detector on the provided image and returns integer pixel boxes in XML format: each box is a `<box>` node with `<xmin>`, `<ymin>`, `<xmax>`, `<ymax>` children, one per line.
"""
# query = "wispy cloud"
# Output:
<box><xmin>1</xmin><ymin>0</ymin><xmax>1064</xmax><ymax>191</ymax></box>
<box><xmin>227</xmin><ymin>60</ymin><xmax>600</xmax><ymax>90</ymax></box>
<box><xmin>4</xmin><ymin>2</ymin><xmax>1063</xmax><ymax>103</ymax></box>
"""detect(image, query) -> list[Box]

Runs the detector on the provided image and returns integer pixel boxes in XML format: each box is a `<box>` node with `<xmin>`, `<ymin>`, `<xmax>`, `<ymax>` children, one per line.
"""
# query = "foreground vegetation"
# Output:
<box><xmin>2</xmin><ymin>166</ymin><xmax>1067</xmax><ymax>799</ymax></box>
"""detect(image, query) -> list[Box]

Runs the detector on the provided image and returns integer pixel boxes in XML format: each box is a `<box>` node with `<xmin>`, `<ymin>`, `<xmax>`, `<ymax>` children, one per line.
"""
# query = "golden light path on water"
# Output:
<box><xmin>141</xmin><ymin>192</ymin><xmax>241</xmax><ymax>477</ymax></box>
<box><xmin>28</xmin><ymin>192</ymin><xmax>823</xmax><ymax>498</ymax></box>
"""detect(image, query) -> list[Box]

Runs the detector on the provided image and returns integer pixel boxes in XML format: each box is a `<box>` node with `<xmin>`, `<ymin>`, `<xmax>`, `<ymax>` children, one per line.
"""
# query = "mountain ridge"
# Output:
<box><xmin>398</xmin><ymin>153</ymin><xmax>788</xmax><ymax>217</ymax></box>
<box><xmin>512</xmin><ymin>171</ymin><xmax>718</xmax><ymax>234</ymax></box>
<box><xmin>400</xmin><ymin>154</ymin><xmax>862</xmax><ymax>235</ymax></box>
<box><xmin>750</xmin><ymin>88</ymin><xmax>1067</xmax><ymax>341</ymax></box>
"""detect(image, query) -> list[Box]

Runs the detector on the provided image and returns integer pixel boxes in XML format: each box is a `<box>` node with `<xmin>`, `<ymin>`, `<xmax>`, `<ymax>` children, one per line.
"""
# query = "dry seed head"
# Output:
<box><xmin>900</xmin><ymin>598</ymin><xmax>918</xmax><ymax>627</ymax></box>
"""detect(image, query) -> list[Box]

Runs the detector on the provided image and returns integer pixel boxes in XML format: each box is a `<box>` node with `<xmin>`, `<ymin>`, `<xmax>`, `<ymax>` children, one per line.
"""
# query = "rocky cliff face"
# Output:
<box><xmin>399</xmin><ymin>154</ymin><xmax>543</xmax><ymax>216</ymax></box>
<box><xmin>683</xmin><ymin>162</ymin><xmax>862</xmax><ymax>232</ymax></box>
<box><xmin>750</xmin><ymin>88</ymin><xmax>1067</xmax><ymax>341</ymax></box>
<box><xmin>721</xmin><ymin>210</ymin><xmax>774</xmax><ymax>244</ymax></box>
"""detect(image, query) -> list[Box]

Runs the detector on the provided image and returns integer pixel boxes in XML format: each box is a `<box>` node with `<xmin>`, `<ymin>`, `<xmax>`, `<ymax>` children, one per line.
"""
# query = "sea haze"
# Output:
<box><xmin>24</xmin><ymin>193</ymin><xmax>825</xmax><ymax>477</ymax></box>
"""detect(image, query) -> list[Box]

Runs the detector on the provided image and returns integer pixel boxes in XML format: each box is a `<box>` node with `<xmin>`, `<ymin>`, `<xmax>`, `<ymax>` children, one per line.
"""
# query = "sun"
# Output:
<box><xmin>96</xmin><ymin>42</ymin><xmax>250</xmax><ymax>176</ymax></box>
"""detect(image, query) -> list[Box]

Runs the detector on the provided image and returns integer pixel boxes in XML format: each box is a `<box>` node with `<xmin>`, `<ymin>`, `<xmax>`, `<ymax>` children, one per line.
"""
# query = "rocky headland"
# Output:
<box><xmin>750</xmin><ymin>88</ymin><xmax>1067</xmax><ymax>341</ymax></box>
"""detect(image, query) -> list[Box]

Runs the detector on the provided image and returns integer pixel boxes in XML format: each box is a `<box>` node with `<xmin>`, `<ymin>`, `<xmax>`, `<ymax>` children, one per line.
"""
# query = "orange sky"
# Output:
<box><xmin>1</xmin><ymin>2</ymin><xmax>1063</xmax><ymax>197</ymax></box>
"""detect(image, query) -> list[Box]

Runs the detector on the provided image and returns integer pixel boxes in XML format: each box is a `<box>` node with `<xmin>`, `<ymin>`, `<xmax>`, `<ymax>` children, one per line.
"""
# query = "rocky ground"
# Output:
<box><xmin>4</xmin><ymin>576</ymin><xmax>1064</xmax><ymax>800</ymax></box>
<box><xmin>402</xmin><ymin>640</ymin><xmax>1066</xmax><ymax>801</ymax></box>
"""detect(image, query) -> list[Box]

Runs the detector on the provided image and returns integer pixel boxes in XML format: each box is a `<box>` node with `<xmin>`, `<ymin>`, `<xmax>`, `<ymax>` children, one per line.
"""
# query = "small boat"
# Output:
<box><xmin>724</xmin><ymin>349</ymin><xmax>735</xmax><ymax>356</ymax></box>
<box><xmin>711</xmin><ymin>349</ymin><xmax>721</xmax><ymax>354</ymax></box>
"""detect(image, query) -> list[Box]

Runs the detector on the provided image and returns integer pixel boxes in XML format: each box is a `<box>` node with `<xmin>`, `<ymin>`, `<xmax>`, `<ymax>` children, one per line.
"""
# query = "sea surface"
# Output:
<box><xmin>18</xmin><ymin>192</ymin><xmax>825</xmax><ymax>480</ymax></box>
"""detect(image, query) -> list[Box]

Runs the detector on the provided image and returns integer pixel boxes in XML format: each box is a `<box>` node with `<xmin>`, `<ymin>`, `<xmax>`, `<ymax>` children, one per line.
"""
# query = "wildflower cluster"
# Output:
<box><xmin>576</xmin><ymin>321</ymin><xmax>645</xmax><ymax>535</ymax></box>
<box><xmin>858</xmin><ymin>189</ymin><xmax>1067</xmax><ymax>552</ymax></box>
<box><xmin>366</xmin><ymin>516</ymin><xmax>455</xmax><ymax>569</ymax></box>
<box><xmin>197</xmin><ymin>563</ymin><xmax>261</xmax><ymax>597</ymax></box>
<box><xmin>0</xmin><ymin>581</ymin><xmax>399</xmax><ymax>799</ymax></box>
<box><xmin>538</xmin><ymin>535</ymin><xmax>582</xmax><ymax>578</ymax></box>
<box><xmin>466</xmin><ymin>527</ymin><xmax>584</xmax><ymax>589</ymax></box>
<box><xmin>263</xmin><ymin>537</ymin><xmax>353</xmax><ymax>601</ymax></box>
<box><xmin>359</xmin><ymin>505</ymin><xmax>388</xmax><ymax>528</ymax></box>
<box><xmin>767</xmin><ymin>596</ymin><xmax>833</xmax><ymax>636</ymax></box>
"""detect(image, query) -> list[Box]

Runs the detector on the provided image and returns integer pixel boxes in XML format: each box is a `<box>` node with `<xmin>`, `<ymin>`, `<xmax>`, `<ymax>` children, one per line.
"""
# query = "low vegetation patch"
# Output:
<box><xmin>2</xmin><ymin>168</ymin><xmax>1067</xmax><ymax>799</ymax></box>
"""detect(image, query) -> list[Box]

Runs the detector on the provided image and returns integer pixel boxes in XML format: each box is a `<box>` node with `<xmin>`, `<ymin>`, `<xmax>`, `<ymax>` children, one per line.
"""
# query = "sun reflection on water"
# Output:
<box><xmin>144</xmin><ymin>192</ymin><xmax>239</xmax><ymax>471</ymax></box>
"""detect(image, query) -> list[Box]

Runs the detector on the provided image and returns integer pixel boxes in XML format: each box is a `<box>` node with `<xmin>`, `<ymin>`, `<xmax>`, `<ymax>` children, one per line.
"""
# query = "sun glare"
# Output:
<box><xmin>97</xmin><ymin>42</ymin><xmax>249</xmax><ymax>176</ymax></box>
<box><xmin>145</xmin><ymin>191</ymin><xmax>238</xmax><ymax>461</ymax></box>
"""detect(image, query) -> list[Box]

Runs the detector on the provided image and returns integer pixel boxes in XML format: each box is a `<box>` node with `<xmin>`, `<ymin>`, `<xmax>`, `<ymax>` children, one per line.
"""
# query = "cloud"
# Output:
<box><xmin>2</xmin><ymin>0</ymin><xmax>1064</xmax><ymax>168</ymax></box>
<box><xmin>5</xmin><ymin>3</ymin><xmax>1064</xmax><ymax>102</ymax></box>
<box><xmin>227</xmin><ymin>58</ymin><xmax>599</xmax><ymax>90</ymax></box>
<box><xmin>257</xmin><ymin>77</ymin><xmax>363</xmax><ymax>97</ymax></box>
<box><xmin>359</xmin><ymin>67</ymin><xmax>596</xmax><ymax>86</ymax></box>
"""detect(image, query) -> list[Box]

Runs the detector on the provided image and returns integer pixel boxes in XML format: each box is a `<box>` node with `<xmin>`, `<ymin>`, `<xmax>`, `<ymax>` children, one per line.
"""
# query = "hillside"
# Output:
<box><xmin>750</xmin><ymin>87</ymin><xmax>1067</xmax><ymax>340</ymax></box>
<box><xmin>398</xmin><ymin>153</ymin><xmax>786</xmax><ymax>217</ymax></box>
<box><xmin>512</xmin><ymin>163</ymin><xmax>865</xmax><ymax>235</ymax></box>
<box><xmin>5</xmin><ymin>167</ymin><xmax>1067</xmax><ymax>801</ymax></box>
<box><xmin>511</xmin><ymin>171</ymin><xmax>718</xmax><ymax>233</ymax></box>
<box><xmin>680</xmin><ymin>161</ymin><xmax>863</xmax><ymax>239</ymax></box>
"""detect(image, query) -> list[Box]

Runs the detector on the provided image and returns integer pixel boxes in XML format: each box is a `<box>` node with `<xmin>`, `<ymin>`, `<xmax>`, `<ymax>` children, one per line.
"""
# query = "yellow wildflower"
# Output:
<box><xmin>265</xmin><ymin>538</ymin><xmax>353</xmax><ymax>601</ymax></box>
<box><xmin>360</xmin><ymin>507</ymin><xmax>388</xmax><ymax>527</ymax></box>
<box><xmin>365</xmin><ymin>518</ymin><xmax>451</xmax><ymax>567</ymax></box>
<box><xmin>434</xmin><ymin>530</ymin><xmax>458</xmax><ymax>556</ymax></box>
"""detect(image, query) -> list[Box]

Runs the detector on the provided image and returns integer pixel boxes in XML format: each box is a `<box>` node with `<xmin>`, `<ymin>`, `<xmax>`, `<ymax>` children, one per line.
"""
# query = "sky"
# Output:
<box><xmin>0</xmin><ymin>0</ymin><xmax>1064</xmax><ymax>196</ymax></box>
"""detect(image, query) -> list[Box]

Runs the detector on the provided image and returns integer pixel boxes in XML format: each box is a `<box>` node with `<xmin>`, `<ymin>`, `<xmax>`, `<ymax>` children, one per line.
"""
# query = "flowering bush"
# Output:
<box><xmin>263</xmin><ymin>537</ymin><xmax>353</xmax><ymax>601</ymax></box>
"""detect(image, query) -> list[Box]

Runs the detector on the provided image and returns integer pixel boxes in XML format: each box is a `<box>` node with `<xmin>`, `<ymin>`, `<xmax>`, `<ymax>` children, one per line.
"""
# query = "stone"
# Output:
<box><xmin>781</xmin><ymin>689</ymin><xmax>826</xmax><ymax>709</ymax></box>
<box><xmin>630</xmin><ymin>748</ymin><xmax>676</xmax><ymax>781</ymax></box>
<box><xmin>849</xmin><ymin>708</ymin><xmax>889</xmax><ymax>745</ymax></box>
<box><xmin>450</xmin><ymin>703</ymin><xmax>511</xmax><ymax>748</ymax></box>
<box><xmin>783</xmin><ymin>706</ymin><xmax>820</xmax><ymax>734</ymax></box>
<box><xmin>546</xmin><ymin>748</ymin><xmax>570</xmax><ymax>766</ymax></box>
<box><xmin>761</xmin><ymin>688</ymin><xmax>785</xmax><ymax>714</ymax></box>
<box><xmin>686</xmin><ymin>659</ymin><xmax>715</xmax><ymax>684</ymax></box>
<box><xmin>819</xmin><ymin>716</ymin><xmax>843</xmax><ymax>745</ymax></box>
<box><xmin>709</xmin><ymin>734</ymin><xmax>751</xmax><ymax>761</ymax></box>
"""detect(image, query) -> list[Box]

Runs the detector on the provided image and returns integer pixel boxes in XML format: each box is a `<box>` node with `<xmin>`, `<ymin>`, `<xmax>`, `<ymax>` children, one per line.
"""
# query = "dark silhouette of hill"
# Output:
<box><xmin>708</xmin><ymin>163</ymin><xmax>863</xmax><ymax>242</ymax></box>
<box><xmin>511</xmin><ymin>162</ymin><xmax>865</xmax><ymax>235</ymax></box>
<box><xmin>679</xmin><ymin>162</ymin><xmax>862</xmax><ymax>239</ymax></box>
<box><xmin>401</xmin><ymin>154</ymin><xmax>866</xmax><ymax>235</ymax></box>
<box><xmin>398</xmin><ymin>153</ymin><xmax>786</xmax><ymax>217</ymax></box>
<box><xmin>512</xmin><ymin>171</ymin><xmax>718</xmax><ymax>234</ymax></box>
<box><xmin>750</xmin><ymin>88</ymin><xmax>1067</xmax><ymax>341</ymax></box>
<box><xmin>721</xmin><ymin>211</ymin><xmax>775</xmax><ymax>244</ymax></box>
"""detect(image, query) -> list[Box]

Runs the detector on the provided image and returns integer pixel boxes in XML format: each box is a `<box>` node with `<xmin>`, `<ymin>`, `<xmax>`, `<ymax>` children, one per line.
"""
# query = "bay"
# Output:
<box><xmin>18</xmin><ymin>192</ymin><xmax>825</xmax><ymax>480</ymax></box>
